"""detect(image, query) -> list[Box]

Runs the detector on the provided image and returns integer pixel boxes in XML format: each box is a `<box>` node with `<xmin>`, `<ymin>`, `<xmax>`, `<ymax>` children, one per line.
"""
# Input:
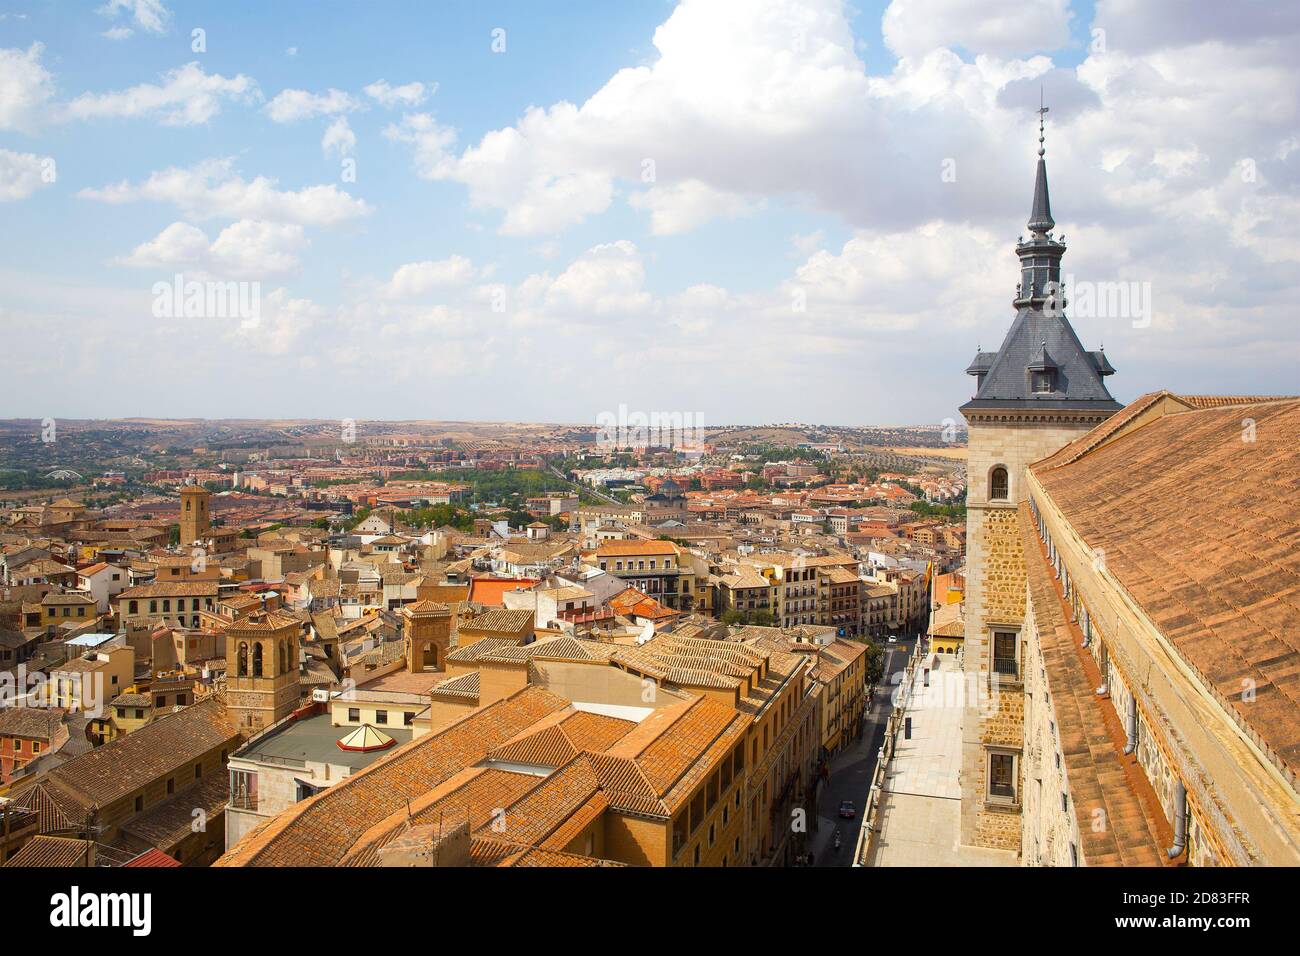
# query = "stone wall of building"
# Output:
<box><xmin>961</xmin><ymin>418</ymin><xmax>1095</xmax><ymax>850</ymax></box>
<box><xmin>1020</xmin><ymin>586</ymin><xmax>1081</xmax><ymax>866</ymax></box>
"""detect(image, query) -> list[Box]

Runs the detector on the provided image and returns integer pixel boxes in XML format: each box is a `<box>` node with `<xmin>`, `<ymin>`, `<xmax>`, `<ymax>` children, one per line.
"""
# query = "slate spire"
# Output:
<box><xmin>960</xmin><ymin>94</ymin><xmax>1121</xmax><ymax>414</ymax></box>
<box><xmin>1028</xmin><ymin>92</ymin><xmax>1054</xmax><ymax>236</ymax></box>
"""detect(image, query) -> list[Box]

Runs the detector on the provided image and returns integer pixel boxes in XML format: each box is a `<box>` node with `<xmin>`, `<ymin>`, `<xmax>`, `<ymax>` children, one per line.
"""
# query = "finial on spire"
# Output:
<box><xmin>1037</xmin><ymin>87</ymin><xmax>1049</xmax><ymax>158</ymax></box>
<box><xmin>1027</xmin><ymin>89</ymin><xmax>1055</xmax><ymax>235</ymax></box>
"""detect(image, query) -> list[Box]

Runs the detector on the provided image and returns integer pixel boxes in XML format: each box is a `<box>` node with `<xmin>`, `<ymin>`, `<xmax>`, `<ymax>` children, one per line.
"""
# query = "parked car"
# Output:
<box><xmin>887</xmin><ymin>636</ymin><xmax>898</xmax><ymax>644</ymax></box>
<box><xmin>839</xmin><ymin>800</ymin><xmax>857</xmax><ymax>819</ymax></box>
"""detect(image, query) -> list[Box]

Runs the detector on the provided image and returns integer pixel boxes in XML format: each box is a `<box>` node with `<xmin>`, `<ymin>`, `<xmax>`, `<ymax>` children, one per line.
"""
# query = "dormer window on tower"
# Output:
<box><xmin>1028</xmin><ymin>341</ymin><xmax>1058</xmax><ymax>394</ymax></box>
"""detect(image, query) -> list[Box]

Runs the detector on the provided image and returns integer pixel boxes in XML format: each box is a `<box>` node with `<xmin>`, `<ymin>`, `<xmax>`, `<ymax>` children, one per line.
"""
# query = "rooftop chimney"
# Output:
<box><xmin>377</xmin><ymin>818</ymin><xmax>472</xmax><ymax>868</ymax></box>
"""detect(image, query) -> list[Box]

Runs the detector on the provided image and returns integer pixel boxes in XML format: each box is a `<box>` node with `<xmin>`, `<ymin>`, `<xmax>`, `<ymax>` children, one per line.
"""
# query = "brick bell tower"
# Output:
<box><xmin>957</xmin><ymin>101</ymin><xmax>1121</xmax><ymax>851</ymax></box>
<box><xmin>179</xmin><ymin>483</ymin><xmax>211</xmax><ymax>547</ymax></box>
<box><xmin>225</xmin><ymin>611</ymin><xmax>302</xmax><ymax>732</ymax></box>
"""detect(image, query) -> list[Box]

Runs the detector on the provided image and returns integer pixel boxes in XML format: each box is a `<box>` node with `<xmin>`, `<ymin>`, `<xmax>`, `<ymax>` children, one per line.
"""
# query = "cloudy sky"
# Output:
<box><xmin>1</xmin><ymin>0</ymin><xmax>1297</xmax><ymax>427</ymax></box>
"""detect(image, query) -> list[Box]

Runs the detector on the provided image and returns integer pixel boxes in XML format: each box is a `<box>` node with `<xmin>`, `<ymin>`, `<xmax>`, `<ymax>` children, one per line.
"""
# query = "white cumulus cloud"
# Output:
<box><xmin>0</xmin><ymin>148</ymin><xmax>55</xmax><ymax>201</ymax></box>
<box><xmin>0</xmin><ymin>43</ymin><xmax>56</xmax><ymax>132</ymax></box>
<box><xmin>882</xmin><ymin>0</ymin><xmax>1073</xmax><ymax>58</ymax></box>
<box><xmin>65</xmin><ymin>61</ymin><xmax>258</xmax><ymax>125</ymax></box>
<box><xmin>99</xmin><ymin>0</ymin><xmax>171</xmax><ymax>35</ymax></box>
<box><xmin>383</xmin><ymin>256</ymin><xmax>477</xmax><ymax>298</ymax></box>
<box><xmin>117</xmin><ymin>219</ymin><xmax>307</xmax><ymax>277</ymax></box>
<box><xmin>364</xmin><ymin>80</ymin><xmax>433</xmax><ymax>108</ymax></box>
<box><xmin>628</xmin><ymin>180</ymin><xmax>755</xmax><ymax>235</ymax></box>
<box><xmin>322</xmin><ymin>116</ymin><xmax>356</xmax><ymax>157</ymax></box>
<box><xmin>265</xmin><ymin>87</ymin><xmax>360</xmax><ymax>123</ymax></box>
<box><xmin>78</xmin><ymin>157</ymin><xmax>371</xmax><ymax>227</ymax></box>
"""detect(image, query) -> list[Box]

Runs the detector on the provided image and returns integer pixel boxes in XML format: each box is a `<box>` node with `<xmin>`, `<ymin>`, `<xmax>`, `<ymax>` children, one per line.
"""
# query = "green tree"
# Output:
<box><xmin>864</xmin><ymin>641</ymin><xmax>885</xmax><ymax>685</ymax></box>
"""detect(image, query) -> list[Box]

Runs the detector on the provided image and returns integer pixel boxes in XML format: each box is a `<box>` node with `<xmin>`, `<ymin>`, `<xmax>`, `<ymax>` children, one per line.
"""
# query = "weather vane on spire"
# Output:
<box><xmin>1037</xmin><ymin>88</ymin><xmax>1049</xmax><ymax>158</ymax></box>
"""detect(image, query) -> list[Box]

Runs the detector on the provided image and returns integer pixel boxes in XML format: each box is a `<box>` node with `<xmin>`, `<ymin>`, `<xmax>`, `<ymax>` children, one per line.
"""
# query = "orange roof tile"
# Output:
<box><xmin>1032</xmin><ymin>397</ymin><xmax>1300</xmax><ymax>783</ymax></box>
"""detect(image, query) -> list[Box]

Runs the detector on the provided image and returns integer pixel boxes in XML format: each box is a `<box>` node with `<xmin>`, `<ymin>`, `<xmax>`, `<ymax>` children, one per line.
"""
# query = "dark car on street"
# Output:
<box><xmin>838</xmin><ymin>800</ymin><xmax>856</xmax><ymax>819</ymax></box>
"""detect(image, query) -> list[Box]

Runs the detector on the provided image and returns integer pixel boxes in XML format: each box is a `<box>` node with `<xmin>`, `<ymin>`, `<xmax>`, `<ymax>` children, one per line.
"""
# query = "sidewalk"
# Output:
<box><xmin>864</xmin><ymin>656</ymin><xmax>1016</xmax><ymax>867</ymax></box>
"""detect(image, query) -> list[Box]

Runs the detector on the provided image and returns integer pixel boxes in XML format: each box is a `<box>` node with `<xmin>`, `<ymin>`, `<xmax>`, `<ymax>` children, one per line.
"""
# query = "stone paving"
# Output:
<box><xmin>865</xmin><ymin>656</ymin><xmax>1017</xmax><ymax>867</ymax></box>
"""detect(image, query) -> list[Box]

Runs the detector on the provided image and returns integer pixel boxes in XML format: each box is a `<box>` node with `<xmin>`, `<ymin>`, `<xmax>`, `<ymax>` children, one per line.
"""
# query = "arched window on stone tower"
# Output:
<box><xmin>253</xmin><ymin>642</ymin><xmax>263</xmax><ymax>677</ymax></box>
<box><xmin>990</xmin><ymin>466</ymin><xmax>1009</xmax><ymax>501</ymax></box>
<box><xmin>237</xmin><ymin>642</ymin><xmax>248</xmax><ymax>677</ymax></box>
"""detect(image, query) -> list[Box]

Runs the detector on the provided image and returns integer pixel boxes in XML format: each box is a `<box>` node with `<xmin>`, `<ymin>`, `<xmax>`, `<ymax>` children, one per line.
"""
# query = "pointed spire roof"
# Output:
<box><xmin>1028</xmin><ymin>91</ymin><xmax>1054</xmax><ymax>235</ymax></box>
<box><xmin>961</xmin><ymin>94</ymin><xmax>1120</xmax><ymax>416</ymax></box>
<box><xmin>965</xmin><ymin>308</ymin><xmax>1118</xmax><ymax>409</ymax></box>
<box><xmin>1028</xmin><ymin>158</ymin><xmax>1054</xmax><ymax>235</ymax></box>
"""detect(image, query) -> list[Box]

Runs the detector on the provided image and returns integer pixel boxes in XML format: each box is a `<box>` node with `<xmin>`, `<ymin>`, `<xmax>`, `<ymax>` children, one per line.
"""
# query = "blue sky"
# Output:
<box><xmin>1</xmin><ymin>0</ymin><xmax>1296</xmax><ymax>426</ymax></box>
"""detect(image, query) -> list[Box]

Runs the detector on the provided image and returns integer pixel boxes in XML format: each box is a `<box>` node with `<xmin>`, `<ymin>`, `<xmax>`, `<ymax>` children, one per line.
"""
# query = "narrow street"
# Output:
<box><xmin>810</xmin><ymin>635</ymin><xmax>917</xmax><ymax>867</ymax></box>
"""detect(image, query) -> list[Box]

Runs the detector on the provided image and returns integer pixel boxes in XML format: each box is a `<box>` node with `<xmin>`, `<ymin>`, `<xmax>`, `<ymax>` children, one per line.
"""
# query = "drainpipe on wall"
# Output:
<box><xmin>1167</xmin><ymin>781</ymin><xmax>1188</xmax><ymax>859</ymax></box>
<box><xmin>1096</xmin><ymin>643</ymin><xmax>1108</xmax><ymax>696</ymax></box>
<box><xmin>1123</xmin><ymin>694</ymin><xmax>1138</xmax><ymax>755</ymax></box>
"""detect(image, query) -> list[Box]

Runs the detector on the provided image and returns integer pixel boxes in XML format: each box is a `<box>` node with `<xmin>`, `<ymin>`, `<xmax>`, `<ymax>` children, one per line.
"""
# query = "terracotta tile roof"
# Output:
<box><xmin>458</xmin><ymin>607</ymin><xmax>535</xmax><ymax>635</ymax></box>
<box><xmin>0</xmin><ymin>706</ymin><xmax>66</xmax><ymax>740</ymax></box>
<box><xmin>609</xmin><ymin>587</ymin><xmax>679</xmax><ymax>621</ymax></box>
<box><xmin>584</xmin><ymin>750</ymin><xmax>668</xmax><ymax>816</ymax></box>
<box><xmin>486</xmin><ymin>724</ymin><xmax>575</xmax><ymax>766</ymax></box>
<box><xmin>603</xmin><ymin>696</ymin><xmax>747</xmax><ymax>811</ymax></box>
<box><xmin>403</xmin><ymin>599</ymin><xmax>450</xmax><ymax>615</ymax></box>
<box><xmin>468</xmin><ymin>837</ymin><xmax>621</xmax><ymax>867</ymax></box>
<box><xmin>122</xmin><ymin>772</ymin><xmax>228</xmax><ymax>852</ymax></box>
<box><xmin>479</xmin><ymin>635</ymin><xmax>616</xmax><ymax>664</ymax></box>
<box><xmin>226</xmin><ymin>610</ymin><xmax>303</xmax><ymax>633</ymax></box>
<box><xmin>309</xmin><ymin>578</ymin><xmax>341</xmax><ymax>598</ymax></box>
<box><xmin>1</xmin><ymin>835</ymin><xmax>93</xmax><ymax>868</ymax></box>
<box><xmin>429</xmin><ymin>671</ymin><xmax>480</xmax><ymax>700</ymax></box>
<box><xmin>482</xmin><ymin>757</ymin><xmax>604</xmax><ymax>847</ymax></box>
<box><xmin>123</xmin><ymin>848</ymin><xmax>182</xmax><ymax>867</ymax></box>
<box><xmin>1178</xmin><ymin>394</ymin><xmax>1294</xmax><ymax>409</ymax></box>
<box><xmin>118</xmin><ymin>581</ymin><xmax>220</xmax><ymax>599</ymax></box>
<box><xmin>446</xmin><ymin>638</ymin><xmax>516</xmax><ymax>663</ymax></box>
<box><xmin>215</xmin><ymin>686</ymin><xmax>571</xmax><ymax>867</ymax></box>
<box><xmin>719</xmin><ymin>567</ymin><xmax>772</xmax><ymax>590</ymax></box>
<box><xmin>820</xmin><ymin>566</ymin><xmax>860</xmax><ymax>585</ymax></box>
<box><xmin>1032</xmin><ymin>397</ymin><xmax>1300</xmax><ymax>783</ymax></box>
<box><xmin>109</xmin><ymin>693</ymin><xmax>152</xmax><ymax>707</ymax></box>
<box><xmin>340</xmin><ymin>767</ymin><xmax>543</xmax><ymax>866</ymax></box>
<box><xmin>1036</xmin><ymin>391</ymin><xmax>1186</xmax><ymax>471</ymax></box>
<box><xmin>15</xmin><ymin>699</ymin><xmax>240</xmax><ymax>821</ymax></box>
<box><xmin>1019</xmin><ymin>503</ymin><xmax>1170</xmax><ymax>866</ymax></box>
<box><xmin>486</xmin><ymin>710</ymin><xmax>636</xmax><ymax>767</ymax></box>
<box><xmin>40</xmin><ymin>591</ymin><xmax>95</xmax><ymax>605</ymax></box>
<box><xmin>538</xmin><ymin>792</ymin><xmax>608</xmax><ymax>851</ymax></box>
<box><xmin>594</xmin><ymin>540</ymin><xmax>680</xmax><ymax>557</ymax></box>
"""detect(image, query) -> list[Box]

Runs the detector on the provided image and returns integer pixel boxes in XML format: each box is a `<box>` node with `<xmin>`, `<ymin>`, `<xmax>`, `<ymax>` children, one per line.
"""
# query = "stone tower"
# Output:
<box><xmin>957</xmin><ymin>110</ymin><xmax>1121</xmax><ymax>850</ymax></box>
<box><xmin>225</xmin><ymin>611</ymin><xmax>302</xmax><ymax>732</ymax></box>
<box><xmin>179</xmin><ymin>484</ymin><xmax>211</xmax><ymax>547</ymax></box>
